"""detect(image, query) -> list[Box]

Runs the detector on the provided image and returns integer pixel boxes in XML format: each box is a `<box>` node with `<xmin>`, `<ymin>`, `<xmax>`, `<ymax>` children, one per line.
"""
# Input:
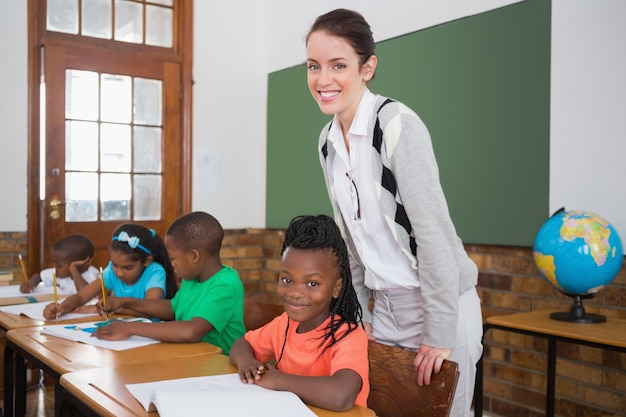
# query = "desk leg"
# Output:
<box><xmin>546</xmin><ymin>338</ymin><xmax>556</xmax><ymax>417</ymax></box>
<box><xmin>15</xmin><ymin>350</ymin><xmax>26</xmax><ymax>417</ymax></box>
<box><xmin>4</xmin><ymin>339</ymin><xmax>14</xmax><ymax>417</ymax></box>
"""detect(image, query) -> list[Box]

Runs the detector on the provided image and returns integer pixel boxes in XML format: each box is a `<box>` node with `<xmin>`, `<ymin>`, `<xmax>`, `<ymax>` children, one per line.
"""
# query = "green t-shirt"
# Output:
<box><xmin>170</xmin><ymin>265</ymin><xmax>245</xmax><ymax>355</ymax></box>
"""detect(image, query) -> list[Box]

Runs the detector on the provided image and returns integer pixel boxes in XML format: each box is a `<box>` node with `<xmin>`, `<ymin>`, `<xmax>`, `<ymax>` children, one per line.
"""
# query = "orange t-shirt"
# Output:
<box><xmin>244</xmin><ymin>312</ymin><xmax>369</xmax><ymax>407</ymax></box>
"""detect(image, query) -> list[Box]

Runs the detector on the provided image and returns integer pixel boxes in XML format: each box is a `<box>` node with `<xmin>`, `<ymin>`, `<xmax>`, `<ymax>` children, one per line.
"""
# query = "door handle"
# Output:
<box><xmin>49</xmin><ymin>198</ymin><xmax>65</xmax><ymax>208</ymax></box>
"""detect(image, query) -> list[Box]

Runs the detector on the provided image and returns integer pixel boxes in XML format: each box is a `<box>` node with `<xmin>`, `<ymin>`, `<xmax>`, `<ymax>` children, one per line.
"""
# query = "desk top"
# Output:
<box><xmin>6</xmin><ymin>327</ymin><xmax>223</xmax><ymax>374</ymax></box>
<box><xmin>486</xmin><ymin>310</ymin><xmax>626</xmax><ymax>349</ymax></box>
<box><xmin>60</xmin><ymin>353</ymin><xmax>375</xmax><ymax>417</ymax></box>
<box><xmin>0</xmin><ymin>311</ymin><xmax>106</xmax><ymax>331</ymax></box>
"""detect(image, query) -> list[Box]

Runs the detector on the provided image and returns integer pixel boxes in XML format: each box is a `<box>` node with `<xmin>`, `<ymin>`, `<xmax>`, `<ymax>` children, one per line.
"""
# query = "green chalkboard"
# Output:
<box><xmin>267</xmin><ymin>0</ymin><xmax>550</xmax><ymax>246</ymax></box>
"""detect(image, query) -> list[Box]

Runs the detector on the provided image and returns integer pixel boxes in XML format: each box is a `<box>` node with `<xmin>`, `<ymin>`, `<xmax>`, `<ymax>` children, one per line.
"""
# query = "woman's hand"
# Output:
<box><xmin>413</xmin><ymin>344</ymin><xmax>452</xmax><ymax>386</ymax></box>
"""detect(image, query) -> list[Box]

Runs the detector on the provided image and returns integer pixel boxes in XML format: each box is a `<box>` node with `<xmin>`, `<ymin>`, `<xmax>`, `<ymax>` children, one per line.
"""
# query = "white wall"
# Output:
<box><xmin>2</xmin><ymin>0</ymin><xmax>625</xmax><ymax>241</ymax></box>
<box><xmin>550</xmin><ymin>0</ymin><xmax>626</xmax><ymax>239</ymax></box>
<box><xmin>0</xmin><ymin>2</ymin><xmax>28</xmax><ymax>230</ymax></box>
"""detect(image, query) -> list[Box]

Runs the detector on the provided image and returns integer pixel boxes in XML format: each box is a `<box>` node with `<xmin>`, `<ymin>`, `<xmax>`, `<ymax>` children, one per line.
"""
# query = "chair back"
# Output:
<box><xmin>368</xmin><ymin>341</ymin><xmax>459</xmax><ymax>417</ymax></box>
<box><xmin>243</xmin><ymin>300</ymin><xmax>284</xmax><ymax>330</ymax></box>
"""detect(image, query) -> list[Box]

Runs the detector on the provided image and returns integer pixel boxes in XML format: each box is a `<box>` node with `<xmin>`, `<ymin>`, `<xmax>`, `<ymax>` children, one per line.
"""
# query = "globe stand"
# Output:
<box><xmin>550</xmin><ymin>292</ymin><xmax>606</xmax><ymax>323</ymax></box>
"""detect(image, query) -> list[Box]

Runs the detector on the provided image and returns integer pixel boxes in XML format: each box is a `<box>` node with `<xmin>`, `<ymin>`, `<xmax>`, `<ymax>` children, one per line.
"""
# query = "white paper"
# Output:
<box><xmin>41</xmin><ymin>318</ymin><xmax>160</xmax><ymax>351</ymax></box>
<box><xmin>126</xmin><ymin>373</ymin><xmax>316</xmax><ymax>417</ymax></box>
<box><xmin>0</xmin><ymin>300</ymin><xmax>96</xmax><ymax>321</ymax></box>
<box><xmin>0</xmin><ymin>284</ymin><xmax>66</xmax><ymax>298</ymax></box>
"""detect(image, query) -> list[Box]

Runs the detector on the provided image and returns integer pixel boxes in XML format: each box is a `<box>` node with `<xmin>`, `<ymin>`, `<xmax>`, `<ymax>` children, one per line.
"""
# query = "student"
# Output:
<box><xmin>42</xmin><ymin>224</ymin><xmax>176</xmax><ymax>320</ymax></box>
<box><xmin>92</xmin><ymin>211</ymin><xmax>245</xmax><ymax>355</ymax></box>
<box><xmin>229</xmin><ymin>214</ymin><xmax>368</xmax><ymax>412</ymax></box>
<box><xmin>20</xmin><ymin>234</ymin><xmax>98</xmax><ymax>294</ymax></box>
<box><xmin>305</xmin><ymin>9</ymin><xmax>483</xmax><ymax>417</ymax></box>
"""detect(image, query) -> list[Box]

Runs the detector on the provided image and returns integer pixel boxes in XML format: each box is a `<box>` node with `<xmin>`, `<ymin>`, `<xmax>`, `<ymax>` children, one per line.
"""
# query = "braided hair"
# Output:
<box><xmin>110</xmin><ymin>223</ymin><xmax>177</xmax><ymax>299</ymax></box>
<box><xmin>281</xmin><ymin>214</ymin><xmax>363</xmax><ymax>352</ymax></box>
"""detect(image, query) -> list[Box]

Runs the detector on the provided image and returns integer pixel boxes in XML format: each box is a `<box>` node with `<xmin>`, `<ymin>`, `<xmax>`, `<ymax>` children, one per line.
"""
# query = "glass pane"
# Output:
<box><xmin>101</xmin><ymin>173</ymin><xmax>130</xmax><ymax>221</ymax></box>
<box><xmin>134</xmin><ymin>175</ymin><xmax>162</xmax><ymax>221</ymax></box>
<box><xmin>134</xmin><ymin>126</ymin><xmax>162</xmax><ymax>173</ymax></box>
<box><xmin>134</xmin><ymin>78</ymin><xmax>162</xmax><ymax>126</ymax></box>
<box><xmin>101</xmin><ymin>73</ymin><xmax>131</xmax><ymax>123</ymax></box>
<box><xmin>66</xmin><ymin>121</ymin><xmax>98</xmax><ymax>171</ymax></box>
<box><xmin>146</xmin><ymin>5</ymin><xmax>172</xmax><ymax>48</ymax></box>
<box><xmin>100</xmin><ymin>123</ymin><xmax>131</xmax><ymax>172</ymax></box>
<box><xmin>82</xmin><ymin>0</ymin><xmax>112</xmax><ymax>39</ymax></box>
<box><xmin>114</xmin><ymin>0</ymin><xmax>143</xmax><ymax>44</ymax></box>
<box><xmin>66</xmin><ymin>70</ymin><xmax>99</xmax><ymax>121</ymax></box>
<box><xmin>149</xmin><ymin>0</ymin><xmax>173</xmax><ymax>6</ymax></box>
<box><xmin>47</xmin><ymin>0</ymin><xmax>79</xmax><ymax>34</ymax></box>
<box><xmin>66</xmin><ymin>172</ymin><xmax>98</xmax><ymax>222</ymax></box>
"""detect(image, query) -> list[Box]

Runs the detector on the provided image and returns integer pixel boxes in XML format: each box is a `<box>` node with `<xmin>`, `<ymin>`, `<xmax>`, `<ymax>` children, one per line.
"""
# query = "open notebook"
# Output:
<box><xmin>41</xmin><ymin>318</ymin><xmax>160</xmax><ymax>351</ymax></box>
<box><xmin>126</xmin><ymin>373</ymin><xmax>316</xmax><ymax>417</ymax></box>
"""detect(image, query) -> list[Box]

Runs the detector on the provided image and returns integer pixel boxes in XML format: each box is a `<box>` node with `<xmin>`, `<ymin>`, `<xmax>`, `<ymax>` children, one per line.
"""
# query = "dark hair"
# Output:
<box><xmin>52</xmin><ymin>234</ymin><xmax>94</xmax><ymax>260</ymax></box>
<box><xmin>110</xmin><ymin>223</ymin><xmax>177</xmax><ymax>299</ymax></box>
<box><xmin>166</xmin><ymin>211</ymin><xmax>224</xmax><ymax>254</ymax></box>
<box><xmin>306</xmin><ymin>8</ymin><xmax>376</xmax><ymax>68</ymax></box>
<box><xmin>281</xmin><ymin>214</ymin><xmax>363</xmax><ymax>351</ymax></box>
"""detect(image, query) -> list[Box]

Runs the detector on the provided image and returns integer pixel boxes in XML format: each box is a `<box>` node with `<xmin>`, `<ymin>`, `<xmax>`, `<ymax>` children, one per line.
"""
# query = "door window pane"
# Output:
<box><xmin>66</xmin><ymin>70</ymin><xmax>99</xmax><ymax>121</ymax></box>
<box><xmin>101</xmin><ymin>73</ymin><xmax>131</xmax><ymax>123</ymax></box>
<box><xmin>66</xmin><ymin>121</ymin><xmax>99</xmax><ymax>171</ymax></box>
<box><xmin>101</xmin><ymin>123</ymin><xmax>131</xmax><ymax>172</ymax></box>
<box><xmin>146</xmin><ymin>5</ymin><xmax>172</xmax><ymax>48</ymax></box>
<box><xmin>101</xmin><ymin>173</ymin><xmax>131</xmax><ymax>220</ymax></box>
<box><xmin>47</xmin><ymin>0</ymin><xmax>79</xmax><ymax>34</ymax></box>
<box><xmin>82</xmin><ymin>0</ymin><xmax>112</xmax><ymax>39</ymax></box>
<box><xmin>134</xmin><ymin>126</ymin><xmax>162</xmax><ymax>173</ymax></box>
<box><xmin>134</xmin><ymin>175</ymin><xmax>162</xmax><ymax>220</ymax></box>
<box><xmin>134</xmin><ymin>78</ymin><xmax>162</xmax><ymax>126</ymax></box>
<box><xmin>66</xmin><ymin>172</ymin><xmax>98</xmax><ymax>221</ymax></box>
<box><xmin>115</xmin><ymin>0</ymin><xmax>143</xmax><ymax>44</ymax></box>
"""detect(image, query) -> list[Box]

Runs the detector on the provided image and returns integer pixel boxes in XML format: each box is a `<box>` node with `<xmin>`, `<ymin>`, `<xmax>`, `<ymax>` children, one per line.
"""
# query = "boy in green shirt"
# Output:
<box><xmin>93</xmin><ymin>212</ymin><xmax>245</xmax><ymax>354</ymax></box>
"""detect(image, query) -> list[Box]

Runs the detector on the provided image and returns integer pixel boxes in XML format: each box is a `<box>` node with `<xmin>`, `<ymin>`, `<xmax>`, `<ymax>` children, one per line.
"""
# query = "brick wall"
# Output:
<box><xmin>0</xmin><ymin>232</ymin><xmax>27</xmax><ymax>283</ymax></box>
<box><xmin>221</xmin><ymin>229</ymin><xmax>626</xmax><ymax>417</ymax></box>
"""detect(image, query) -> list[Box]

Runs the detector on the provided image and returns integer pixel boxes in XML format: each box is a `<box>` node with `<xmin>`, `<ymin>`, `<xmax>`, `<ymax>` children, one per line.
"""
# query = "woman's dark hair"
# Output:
<box><xmin>110</xmin><ymin>223</ymin><xmax>177</xmax><ymax>299</ymax></box>
<box><xmin>281</xmin><ymin>214</ymin><xmax>363</xmax><ymax>352</ymax></box>
<box><xmin>306</xmin><ymin>8</ymin><xmax>376</xmax><ymax>68</ymax></box>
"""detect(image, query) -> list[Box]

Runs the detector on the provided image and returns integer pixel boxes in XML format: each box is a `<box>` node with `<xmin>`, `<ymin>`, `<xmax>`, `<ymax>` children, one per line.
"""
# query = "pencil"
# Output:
<box><xmin>100</xmin><ymin>267</ymin><xmax>109</xmax><ymax>320</ymax></box>
<box><xmin>53</xmin><ymin>269</ymin><xmax>58</xmax><ymax>305</ymax></box>
<box><xmin>18</xmin><ymin>254</ymin><xmax>29</xmax><ymax>283</ymax></box>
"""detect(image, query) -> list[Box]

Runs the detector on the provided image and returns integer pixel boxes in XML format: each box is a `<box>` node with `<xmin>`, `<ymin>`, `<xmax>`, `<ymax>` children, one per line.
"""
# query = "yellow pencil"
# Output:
<box><xmin>100</xmin><ymin>267</ymin><xmax>109</xmax><ymax>320</ymax></box>
<box><xmin>53</xmin><ymin>269</ymin><xmax>58</xmax><ymax>305</ymax></box>
<box><xmin>18</xmin><ymin>254</ymin><xmax>29</xmax><ymax>283</ymax></box>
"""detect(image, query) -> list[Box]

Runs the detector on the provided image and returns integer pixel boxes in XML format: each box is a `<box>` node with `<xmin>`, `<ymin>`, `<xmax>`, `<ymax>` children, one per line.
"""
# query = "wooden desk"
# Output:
<box><xmin>58</xmin><ymin>353</ymin><xmax>376</xmax><ymax>417</ymax></box>
<box><xmin>4</xmin><ymin>327</ymin><xmax>222</xmax><ymax>417</ymax></box>
<box><xmin>474</xmin><ymin>310</ymin><xmax>626</xmax><ymax>417</ymax></box>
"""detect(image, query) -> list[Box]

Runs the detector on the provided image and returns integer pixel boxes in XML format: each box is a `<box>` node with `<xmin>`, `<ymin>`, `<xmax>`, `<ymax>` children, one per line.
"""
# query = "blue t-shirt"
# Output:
<box><xmin>102</xmin><ymin>261</ymin><xmax>166</xmax><ymax>299</ymax></box>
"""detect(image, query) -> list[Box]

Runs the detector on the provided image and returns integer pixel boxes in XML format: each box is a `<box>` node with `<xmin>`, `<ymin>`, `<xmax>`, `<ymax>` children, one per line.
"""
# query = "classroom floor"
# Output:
<box><xmin>24</xmin><ymin>382</ymin><xmax>55</xmax><ymax>417</ymax></box>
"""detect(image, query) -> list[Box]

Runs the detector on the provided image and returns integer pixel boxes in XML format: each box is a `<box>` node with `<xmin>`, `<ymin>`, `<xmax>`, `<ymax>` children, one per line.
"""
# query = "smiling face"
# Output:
<box><xmin>306</xmin><ymin>30</ymin><xmax>376</xmax><ymax>129</ymax></box>
<box><xmin>109</xmin><ymin>249</ymin><xmax>152</xmax><ymax>286</ymax></box>
<box><xmin>277</xmin><ymin>247</ymin><xmax>343</xmax><ymax>333</ymax></box>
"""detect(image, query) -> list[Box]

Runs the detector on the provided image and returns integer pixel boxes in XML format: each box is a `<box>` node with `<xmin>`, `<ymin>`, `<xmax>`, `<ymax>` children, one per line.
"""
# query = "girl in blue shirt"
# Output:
<box><xmin>43</xmin><ymin>224</ymin><xmax>176</xmax><ymax>320</ymax></box>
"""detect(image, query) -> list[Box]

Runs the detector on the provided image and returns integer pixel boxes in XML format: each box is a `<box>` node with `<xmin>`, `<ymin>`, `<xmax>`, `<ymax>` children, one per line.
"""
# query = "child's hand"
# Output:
<box><xmin>237</xmin><ymin>361</ymin><xmax>277</xmax><ymax>384</ymax></box>
<box><xmin>19</xmin><ymin>281</ymin><xmax>34</xmax><ymax>294</ymax></box>
<box><xmin>91</xmin><ymin>321</ymin><xmax>131</xmax><ymax>340</ymax></box>
<box><xmin>43</xmin><ymin>302</ymin><xmax>64</xmax><ymax>320</ymax></box>
<box><xmin>73</xmin><ymin>304</ymin><xmax>98</xmax><ymax>314</ymax></box>
<box><xmin>69</xmin><ymin>256</ymin><xmax>92</xmax><ymax>274</ymax></box>
<box><xmin>95</xmin><ymin>296</ymin><xmax>125</xmax><ymax>316</ymax></box>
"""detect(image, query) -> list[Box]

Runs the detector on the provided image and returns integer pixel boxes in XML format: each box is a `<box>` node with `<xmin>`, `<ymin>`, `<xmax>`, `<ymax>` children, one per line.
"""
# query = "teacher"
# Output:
<box><xmin>306</xmin><ymin>9</ymin><xmax>483</xmax><ymax>417</ymax></box>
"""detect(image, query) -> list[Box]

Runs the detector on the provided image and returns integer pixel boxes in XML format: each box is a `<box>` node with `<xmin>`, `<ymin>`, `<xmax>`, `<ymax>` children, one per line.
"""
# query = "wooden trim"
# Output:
<box><xmin>179</xmin><ymin>0</ymin><xmax>193</xmax><ymax>213</ymax></box>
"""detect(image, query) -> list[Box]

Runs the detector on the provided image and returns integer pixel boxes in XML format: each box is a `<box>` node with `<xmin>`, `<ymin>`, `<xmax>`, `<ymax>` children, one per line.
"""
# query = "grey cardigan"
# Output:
<box><xmin>318</xmin><ymin>95</ymin><xmax>477</xmax><ymax>348</ymax></box>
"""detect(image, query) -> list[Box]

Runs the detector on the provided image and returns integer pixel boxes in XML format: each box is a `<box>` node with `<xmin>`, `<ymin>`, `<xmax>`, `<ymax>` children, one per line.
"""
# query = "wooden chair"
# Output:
<box><xmin>368</xmin><ymin>340</ymin><xmax>460</xmax><ymax>417</ymax></box>
<box><xmin>243</xmin><ymin>300</ymin><xmax>284</xmax><ymax>330</ymax></box>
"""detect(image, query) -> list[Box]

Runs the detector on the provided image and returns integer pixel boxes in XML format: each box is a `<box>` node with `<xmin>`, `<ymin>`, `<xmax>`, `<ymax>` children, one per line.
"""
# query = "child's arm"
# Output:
<box><xmin>230</xmin><ymin>337</ymin><xmax>362</xmax><ymax>412</ymax></box>
<box><xmin>19</xmin><ymin>273</ymin><xmax>42</xmax><ymax>294</ymax></box>
<box><xmin>43</xmin><ymin>279</ymin><xmax>101</xmax><ymax>320</ymax></box>
<box><xmin>68</xmin><ymin>256</ymin><xmax>92</xmax><ymax>291</ymax></box>
<box><xmin>91</xmin><ymin>317</ymin><xmax>214</xmax><ymax>343</ymax></box>
<box><xmin>97</xmin><ymin>296</ymin><xmax>174</xmax><ymax>320</ymax></box>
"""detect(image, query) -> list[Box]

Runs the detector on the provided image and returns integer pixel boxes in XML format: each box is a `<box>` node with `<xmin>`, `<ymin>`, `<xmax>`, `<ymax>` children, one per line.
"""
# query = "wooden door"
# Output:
<box><xmin>40</xmin><ymin>44</ymin><xmax>182</xmax><ymax>269</ymax></box>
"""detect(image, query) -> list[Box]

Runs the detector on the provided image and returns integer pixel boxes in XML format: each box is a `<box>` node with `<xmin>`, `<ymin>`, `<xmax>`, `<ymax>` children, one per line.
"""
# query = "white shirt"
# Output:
<box><xmin>39</xmin><ymin>265</ymin><xmax>100</xmax><ymax>294</ymax></box>
<box><xmin>327</xmin><ymin>89</ymin><xmax>417</xmax><ymax>290</ymax></box>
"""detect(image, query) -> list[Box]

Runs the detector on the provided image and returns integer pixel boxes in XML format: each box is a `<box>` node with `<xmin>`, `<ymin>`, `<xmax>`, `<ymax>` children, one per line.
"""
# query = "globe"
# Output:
<box><xmin>533</xmin><ymin>209</ymin><xmax>623</xmax><ymax>322</ymax></box>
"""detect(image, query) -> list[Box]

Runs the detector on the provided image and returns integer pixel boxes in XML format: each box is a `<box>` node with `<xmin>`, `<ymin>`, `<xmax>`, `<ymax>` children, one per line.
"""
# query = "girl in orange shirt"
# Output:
<box><xmin>229</xmin><ymin>215</ymin><xmax>369</xmax><ymax>411</ymax></box>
